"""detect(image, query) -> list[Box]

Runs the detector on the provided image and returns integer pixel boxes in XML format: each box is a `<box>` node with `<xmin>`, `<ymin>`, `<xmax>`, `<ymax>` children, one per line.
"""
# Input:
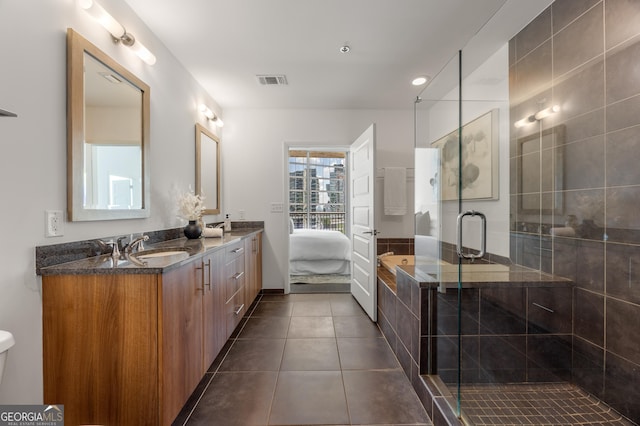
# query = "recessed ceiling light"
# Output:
<box><xmin>412</xmin><ymin>76</ymin><xmax>429</xmax><ymax>86</ymax></box>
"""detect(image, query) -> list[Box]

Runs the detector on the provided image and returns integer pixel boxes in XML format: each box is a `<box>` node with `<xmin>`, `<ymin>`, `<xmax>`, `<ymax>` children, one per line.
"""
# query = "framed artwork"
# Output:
<box><xmin>431</xmin><ymin>109</ymin><xmax>500</xmax><ymax>201</ymax></box>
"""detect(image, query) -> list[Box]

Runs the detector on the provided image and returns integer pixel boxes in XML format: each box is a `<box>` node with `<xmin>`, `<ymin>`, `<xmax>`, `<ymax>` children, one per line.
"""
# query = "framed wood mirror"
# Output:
<box><xmin>195</xmin><ymin>123</ymin><xmax>220</xmax><ymax>215</ymax></box>
<box><xmin>67</xmin><ymin>28</ymin><xmax>150</xmax><ymax>221</ymax></box>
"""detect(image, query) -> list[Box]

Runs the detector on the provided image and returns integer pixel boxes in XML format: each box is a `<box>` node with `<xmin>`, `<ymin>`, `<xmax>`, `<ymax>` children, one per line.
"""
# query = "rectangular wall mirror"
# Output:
<box><xmin>67</xmin><ymin>28</ymin><xmax>151</xmax><ymax>221</ymax></box>
<box><xmin>195</xmin><ymin>123</ymin><xmax>220</xmax><ymax>215</ymax></box>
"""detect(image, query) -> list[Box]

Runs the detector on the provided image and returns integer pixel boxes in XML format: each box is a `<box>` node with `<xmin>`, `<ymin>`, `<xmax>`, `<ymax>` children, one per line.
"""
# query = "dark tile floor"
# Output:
<box><xmin>173</xmin><ymin>292</ymin><xmax>431</xmax><ymax>426</ymax></box>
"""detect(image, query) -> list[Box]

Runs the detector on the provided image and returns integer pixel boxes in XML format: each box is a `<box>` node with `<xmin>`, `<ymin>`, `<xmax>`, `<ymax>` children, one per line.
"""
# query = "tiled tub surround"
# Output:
<box><xmin>377</xmin><ymin>237</ymin><xmax>414</xmax><ymax>257</ymax></box>
<box><xmin>509</xmin><ymin>1</ymin><xmax>640</xmax><ymax>422</ymax></box>
<box><xmin>376</xmin><ymin>260</ymin><xmax>625</xmax><ymax>425</ymax></box>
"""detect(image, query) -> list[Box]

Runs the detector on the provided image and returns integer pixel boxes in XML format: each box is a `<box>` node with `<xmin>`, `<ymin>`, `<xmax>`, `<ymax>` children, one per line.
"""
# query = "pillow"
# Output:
<box><xmin>289</xmin><ymin>218</ymin><xmax>294</xmax><ymax>234</ymax></box>
<box><xmin>416</xmin><ymin>211</ymin><xmax>431</xmax><ymax>236</ymax></box>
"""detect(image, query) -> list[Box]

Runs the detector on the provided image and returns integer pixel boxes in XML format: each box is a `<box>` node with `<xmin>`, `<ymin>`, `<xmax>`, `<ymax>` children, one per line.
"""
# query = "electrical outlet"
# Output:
<box><xmin>238</xmin><ymin>209</ymin><xmax>246</xmax><ymax>220</ymax></box>
<box><xmin>270</xmin><ymin>202</ymin><xmax>284</xmax><ymax>213</ymax></box>
<box><xmin>45</xmin><ymin>210</ymin><xmax>64</xmax><ymax>237</ymax></box>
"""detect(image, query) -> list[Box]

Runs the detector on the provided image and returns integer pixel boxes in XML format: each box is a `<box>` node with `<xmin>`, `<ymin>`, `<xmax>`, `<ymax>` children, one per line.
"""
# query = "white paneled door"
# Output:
<box><xmin>349</xmin><ymin>124</ymin><xmax>377</xmax><ymax>321</ymax></box>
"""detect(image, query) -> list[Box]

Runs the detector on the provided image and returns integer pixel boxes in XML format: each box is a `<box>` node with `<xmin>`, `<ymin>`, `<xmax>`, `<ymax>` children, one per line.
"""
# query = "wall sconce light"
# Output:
<box><xmin>199</xmin><ymin>104</ymin><xmax>224</xmax><ymax>127</ymax></box>
<box><xmin>514</xmin><ymin>104</ymin><xmax>560</xmax><ymax>128</ymax></box>
<box><xmin>79</xmin><ymin>0</ymin><xmax>157</xmax><ymax>66</ymax></box>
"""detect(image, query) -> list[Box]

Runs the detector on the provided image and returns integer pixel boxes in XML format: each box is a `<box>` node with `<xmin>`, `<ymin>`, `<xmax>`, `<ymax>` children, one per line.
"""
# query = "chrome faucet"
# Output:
<box><xmin>126</xmin><ymin>235</ymin><xmax>149</xmax><ymax>254</ymax></box>
<box><xmin>95</xmin><ymin>239</ymin><xmax>120</xmax><ymax>262</ymax></box>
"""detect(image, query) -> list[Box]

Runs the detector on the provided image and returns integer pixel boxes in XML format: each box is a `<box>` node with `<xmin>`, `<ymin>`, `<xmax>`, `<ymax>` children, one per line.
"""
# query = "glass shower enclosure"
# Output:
<box><xmin>414</xmin><ymin>1</ymin><xmax>638</xmax><ymax>424</ymax></box>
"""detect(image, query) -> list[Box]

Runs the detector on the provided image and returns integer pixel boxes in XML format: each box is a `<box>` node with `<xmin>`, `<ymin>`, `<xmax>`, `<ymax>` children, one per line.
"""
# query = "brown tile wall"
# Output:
<box><xmin>377</xmin><ymin>238</ymin><xmax>414</xmax><ymax>256</ymax></box>
<box><xmin>510</xmin><ymin>1</ymin><xmax>640</xmax><ymax>421</ymax></box>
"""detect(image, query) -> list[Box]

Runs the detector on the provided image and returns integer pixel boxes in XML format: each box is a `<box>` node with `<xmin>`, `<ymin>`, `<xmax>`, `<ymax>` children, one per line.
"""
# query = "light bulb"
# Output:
<box><xmin>534</xmin><ymin>105</ymin><xmax>560</xmax><ymax>120</ymax></box>
<box><xmin>127</xmin><ymin>39</ymin><xmax>156</xmax><ymax>65</ymax></box>
<box><xmin>79</xmin><ymin>0</ymin><xmax>125</xmax><ymax>39</ymax></box>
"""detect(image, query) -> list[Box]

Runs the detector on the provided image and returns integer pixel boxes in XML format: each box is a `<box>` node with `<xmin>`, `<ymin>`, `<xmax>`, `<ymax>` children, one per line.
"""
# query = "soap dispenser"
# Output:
<box><xmin>224</xmin><ymin>214</ymin><xmax>232</xmax><ymax>232</ymax></box>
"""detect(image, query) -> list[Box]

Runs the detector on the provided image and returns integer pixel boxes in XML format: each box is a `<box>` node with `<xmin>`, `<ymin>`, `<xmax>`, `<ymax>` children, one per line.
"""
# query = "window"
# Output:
<box><xmin>288</xmin><ymin>150</ymin><xmax>347</xmax><ymax>233</ymax></box>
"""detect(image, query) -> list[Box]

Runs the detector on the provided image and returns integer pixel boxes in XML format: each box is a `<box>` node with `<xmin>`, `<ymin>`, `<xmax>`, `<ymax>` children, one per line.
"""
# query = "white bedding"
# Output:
<box><xmin>289</xmin><ymin>229</ymin><xmax>351</xmax><ymax>275</ymax></box>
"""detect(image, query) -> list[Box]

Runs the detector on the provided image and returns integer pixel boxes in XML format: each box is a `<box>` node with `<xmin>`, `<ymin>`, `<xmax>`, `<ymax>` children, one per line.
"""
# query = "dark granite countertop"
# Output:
<box><xmin>38</xmin><ymin>228</ymin><xmax>263</xmax><ymax>276</ymax></box>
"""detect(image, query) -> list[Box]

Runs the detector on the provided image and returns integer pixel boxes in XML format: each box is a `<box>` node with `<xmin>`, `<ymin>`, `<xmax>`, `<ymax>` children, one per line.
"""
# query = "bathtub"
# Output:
<box><xmin>379</xmin><ymin>254</ymin><xmax>509</xmax><ymax>278</ymax></box>
<box><xmin>379</xmin><ymin>255</ymin><xmax>415</xmax><ymax>276</ymax></box>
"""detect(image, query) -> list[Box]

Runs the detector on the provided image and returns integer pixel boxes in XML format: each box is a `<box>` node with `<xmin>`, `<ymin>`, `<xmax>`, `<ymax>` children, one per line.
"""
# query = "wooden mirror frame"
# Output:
<box><xmin>67</xmin><ymin>28</ymin><xmax>151</xmax><ymax>221</ymax></box>
<box><xmin>195</xmin><ymin>123</ymin><xmax>221</xmax><ymax>215</ymax></box>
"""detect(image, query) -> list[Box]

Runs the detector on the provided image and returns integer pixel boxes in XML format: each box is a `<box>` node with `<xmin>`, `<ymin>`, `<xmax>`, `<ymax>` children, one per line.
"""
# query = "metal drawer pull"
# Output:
<box><xmin>532</xmin><ymin>302</ymin><xmax>554</xmax><ymax>313</ymax></box>
<box><xmin>233</xmin><ymin>272</ymin><xmax>244</xmax><ymax>280</ymax></box>
<box><xmin>204</xmin><ymin>259</ymin><xmax>211</xmax><ymax>289</ymax></box>
<box><xmin>232</xmin><ymin>247</ymin><xmax>244</xmax><ymax>254</ymax></box>
<box><xmin>234</xmin><ymin>304</ymin><xmax>245</xmax><ymax>315</ymax></box>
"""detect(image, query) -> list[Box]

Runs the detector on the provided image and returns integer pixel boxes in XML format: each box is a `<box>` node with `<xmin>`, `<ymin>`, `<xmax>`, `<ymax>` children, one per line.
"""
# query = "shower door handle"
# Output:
<box><xmin>456</xmin><ymin>210</ymin><xmax>486</xmax><ymax>260</ymax></box>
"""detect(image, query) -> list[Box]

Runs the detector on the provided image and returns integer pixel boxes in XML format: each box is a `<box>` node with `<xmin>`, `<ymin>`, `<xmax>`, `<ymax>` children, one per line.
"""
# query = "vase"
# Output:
<box><xmin>184</xmin><ymin>220</ymin><xmax>202</xmax><ymax>239</ymax></box>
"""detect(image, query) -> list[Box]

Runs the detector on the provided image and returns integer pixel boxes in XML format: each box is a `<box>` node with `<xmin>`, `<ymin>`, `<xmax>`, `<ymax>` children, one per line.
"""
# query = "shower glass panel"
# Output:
<box><xmin>414</xmin><ymin>50</ymin><xmax>463</xmax><ymax>413</ymax></box>
<box><xmin>416</xmin><ymin>2</ymin><xmax>638</xmax><ymax>424</ymax></box>
<box><xmin>417</xmin><ymin>37</ymin><xmax>545</xmax><ymax>423</ymax></box>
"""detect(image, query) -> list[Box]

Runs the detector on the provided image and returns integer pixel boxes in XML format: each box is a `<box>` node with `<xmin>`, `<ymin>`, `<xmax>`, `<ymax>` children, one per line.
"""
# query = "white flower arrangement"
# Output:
<box><xmin>177</xmin><ymin>187</ymin><xmax>206</xmax><ymax>221</ymax></box>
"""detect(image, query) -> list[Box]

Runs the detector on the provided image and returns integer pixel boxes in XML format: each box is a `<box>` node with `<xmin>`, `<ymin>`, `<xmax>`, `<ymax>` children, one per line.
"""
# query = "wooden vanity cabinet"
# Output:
<box><xmin>42</xmin><ymin>232</ymin><xmax>262</xmax><ymax>426</ymax></box>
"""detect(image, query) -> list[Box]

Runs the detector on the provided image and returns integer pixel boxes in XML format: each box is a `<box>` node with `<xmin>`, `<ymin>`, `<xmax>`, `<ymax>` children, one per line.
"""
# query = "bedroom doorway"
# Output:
<box><xmin>287</xmin><ymin>148</ymin><xmax>351</xmax><ymax>293</ymax></box>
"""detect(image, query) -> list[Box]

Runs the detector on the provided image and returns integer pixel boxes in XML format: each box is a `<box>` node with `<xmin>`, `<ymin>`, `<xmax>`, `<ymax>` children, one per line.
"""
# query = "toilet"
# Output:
<box><xmin>0</xmin><ymin>330</ymin><xmax>15</xmax><ymax>385</ymax></box>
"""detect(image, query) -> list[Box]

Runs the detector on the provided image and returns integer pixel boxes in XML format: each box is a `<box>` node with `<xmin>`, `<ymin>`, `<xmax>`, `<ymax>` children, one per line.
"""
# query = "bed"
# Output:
<box><xmin>289</xmin><ymin>229</ymin><xmax>351</xmax><ymax>275</ymax></box>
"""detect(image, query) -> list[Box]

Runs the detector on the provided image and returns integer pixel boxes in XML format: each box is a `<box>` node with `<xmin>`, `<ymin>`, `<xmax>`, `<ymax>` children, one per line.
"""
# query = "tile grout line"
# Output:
<box><xmin>331</xmin><ymin>297</ymin><xmax>354</xmax><ymax>426</ymax></box>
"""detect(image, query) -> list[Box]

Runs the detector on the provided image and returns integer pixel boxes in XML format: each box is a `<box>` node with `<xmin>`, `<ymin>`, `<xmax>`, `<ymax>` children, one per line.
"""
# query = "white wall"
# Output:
<box><xmin>220</xmin><ymin>109</ymin><xmax>415</xmax><ymax>289</ymax></box>
<box><xmin>0</xmin><ymin>1</ymin><xmax>417</xmax><ymax>403</ymax></box>
<box><xmin>0</xmin><ymin>0</ymin><xmax>222</xmax><ymax>403</ymax></box>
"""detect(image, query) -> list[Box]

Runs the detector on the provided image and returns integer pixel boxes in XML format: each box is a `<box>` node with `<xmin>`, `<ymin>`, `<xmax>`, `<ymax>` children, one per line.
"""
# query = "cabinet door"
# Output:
<box><xmin>43</xmin><ymin>274</ymin><xmax>159</xmax><ymax>426</ymax></box>
<box><xmin>245</xmin><ymin>233</ymin><xmax>263</xmax><ymax>305</ymax></box>
<box><xmin>161</xmin><ymin>263</ymin><xmax>204</xmax><ymax>424</ymax></box>
<box><xmin>202</xmin><ymin>250</ymin><xmax>225</xmax><ymax>370</ymax></box>
<box><xmin>253</xmin><ymin>232</ymin><xmax>263</xmax><ymax>299</ymax></box>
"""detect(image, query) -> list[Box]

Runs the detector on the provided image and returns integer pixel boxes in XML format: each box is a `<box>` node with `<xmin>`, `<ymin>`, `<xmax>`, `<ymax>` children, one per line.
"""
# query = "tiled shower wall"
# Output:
<box><xmin>509</xmin><ymin>1</ymin><xmax>640</xmax><ymax>421</ymax></box>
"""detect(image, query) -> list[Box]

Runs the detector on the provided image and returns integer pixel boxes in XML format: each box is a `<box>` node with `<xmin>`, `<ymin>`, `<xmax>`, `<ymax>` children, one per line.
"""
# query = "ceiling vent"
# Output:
<box><xmin>257</xmin><ymin>75</ymin><xmax>288</xmax><ymax>86</ymax></box>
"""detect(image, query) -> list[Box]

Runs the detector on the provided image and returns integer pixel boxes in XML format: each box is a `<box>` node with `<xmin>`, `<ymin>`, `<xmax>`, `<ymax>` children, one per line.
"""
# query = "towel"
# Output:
<box><xmin>384</xmin><ymin>167</ymin><xmax>407</xmax><ymax>215</ymax></box>
<box><xmin>202</xmin><ymin>227</ymin><xmax>223</xmax><ymax>238</ymax></box>
<box><xmin>550</xmin><ymin>227</ymin><xmax>575</xmax><ymax>237</ymax></box>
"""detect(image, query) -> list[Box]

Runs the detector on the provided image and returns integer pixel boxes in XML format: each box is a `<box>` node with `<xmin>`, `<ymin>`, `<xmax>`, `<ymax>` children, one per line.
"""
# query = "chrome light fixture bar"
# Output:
<box><xmin>79</xmin><ymin>0</ymin><xmax>156</xmax><ymax>66</ymax></box>
<box><xmin>199</xmin><ymin>104</ymin><xmax>224</xmax><ymax>128</ymax></box>
<box><xmin>514</xmin><ymin>104</ymin><xmax>560</xmax><ymax>128</ymax></box>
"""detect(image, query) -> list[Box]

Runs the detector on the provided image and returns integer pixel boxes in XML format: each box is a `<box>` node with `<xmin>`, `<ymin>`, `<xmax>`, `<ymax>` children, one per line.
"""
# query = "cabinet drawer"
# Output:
<box><xmin>225</xmin><ymin>257</ymin><xmax>245</xmax><ymax>302</ymax></box>
<box><xmin>225</xmin><ymin>289</ymin><xmax>246</xmax><ymax>337</ymax></box>
<box><xmin>225</xmin><ymin>240</ymin><xmax>245</xmax><ymax>262</ymax></box>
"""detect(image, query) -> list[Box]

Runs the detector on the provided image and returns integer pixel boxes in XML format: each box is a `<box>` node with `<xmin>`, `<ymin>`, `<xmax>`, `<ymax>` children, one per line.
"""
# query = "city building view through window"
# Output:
<box><xmin>288</xmin><ymin>150</ymin><xmax>347</xmax><ymax>234</ymax></box>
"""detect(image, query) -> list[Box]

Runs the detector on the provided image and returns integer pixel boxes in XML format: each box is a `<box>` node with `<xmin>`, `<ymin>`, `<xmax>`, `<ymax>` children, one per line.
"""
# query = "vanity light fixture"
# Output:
<box><xmin>534</xmin><ymin>104</ymin><xmax>560</xmax><ymax>120</ymax></box>
<box><xmin>514</xmin><ymin>104</ymin><xmax>560</xmax><ymax>128</ymax></box>
<box><xmin>79</xmin><ymin>0</ymin><xmax>157</xmax><ymax>66</ymax></box>
<box><xmin>199</xmin><ymin>104</ymin><xmax>224</xmax><ymax>128</ymax></box>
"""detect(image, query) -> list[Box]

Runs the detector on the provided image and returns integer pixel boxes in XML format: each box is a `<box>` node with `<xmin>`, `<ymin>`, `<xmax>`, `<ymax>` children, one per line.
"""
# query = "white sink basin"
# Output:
<box><xmin>129</xmin><ymin>248</ymin><xmax>191</xmax><ymax>266</ymax></box>
<box><xmin>135</xmin><ymin>250</ymin><xmax>190</xmax><ymax>259</ymax></box>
